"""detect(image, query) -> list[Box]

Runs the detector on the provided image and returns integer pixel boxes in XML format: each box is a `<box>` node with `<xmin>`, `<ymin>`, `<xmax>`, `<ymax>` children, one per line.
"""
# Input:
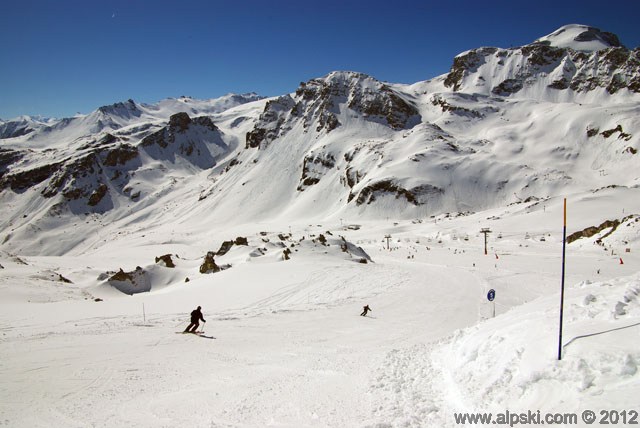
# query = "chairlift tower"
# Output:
<box><xmin>480</xmin><ymin>228</ymin><xmax>492</xmax><ymax>255</ymax></box>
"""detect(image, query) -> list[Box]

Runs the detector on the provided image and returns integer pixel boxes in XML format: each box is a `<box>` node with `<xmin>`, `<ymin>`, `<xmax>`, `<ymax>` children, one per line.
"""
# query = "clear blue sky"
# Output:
<box><xmin>1</xmin><ymin>0</ymin><xmax>639</xmax><ymax>119</ymax></box>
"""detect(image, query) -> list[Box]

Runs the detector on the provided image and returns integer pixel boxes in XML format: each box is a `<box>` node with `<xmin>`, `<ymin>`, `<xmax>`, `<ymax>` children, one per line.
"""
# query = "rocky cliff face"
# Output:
<box><xmin>246</xmin><ymin>71</ymin><xmax>421</xmax><ymax>149</ymax></box>
<box><xmin>444</xmin><ymin>25</ymin><xmax>640</xmax><ymax>98</ymax></box>
<box><xmin>141</xmin><ymin>112</ymin><xmax>228</xmax><ymax>169</ymax></box>
<box><xmin>0</xmin><ymin>132</ymin><xmax>142</xmax><ymax>212</ymax></box>
<box><xmin>0</xmin><ymin>110</ymin><xmax>230</xmax><ymax>213</ymax></box>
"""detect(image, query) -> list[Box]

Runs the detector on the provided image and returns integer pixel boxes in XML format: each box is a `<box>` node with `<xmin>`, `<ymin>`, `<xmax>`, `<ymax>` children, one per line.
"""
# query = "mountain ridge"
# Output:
<box><xmin>1</xmin><ymin>25</ymin><xmax>639</xmax><ymax>256</ymax></box>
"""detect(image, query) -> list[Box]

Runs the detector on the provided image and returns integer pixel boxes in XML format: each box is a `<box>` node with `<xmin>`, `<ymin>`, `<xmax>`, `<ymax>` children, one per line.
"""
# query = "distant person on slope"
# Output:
<box><xmin>184</xmin><ymin>306</ymin><xmax>206</xmax><ymax>333</ymax></box>
<box><xmin>360</xmin><ymin>304</ymin><xmax>372</xmax><ymax>317</ymax></box>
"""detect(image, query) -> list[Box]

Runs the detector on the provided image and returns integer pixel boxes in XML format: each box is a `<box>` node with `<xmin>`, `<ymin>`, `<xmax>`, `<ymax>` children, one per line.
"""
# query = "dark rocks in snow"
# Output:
<box><xmin>168</xmin><ymin>112</ymin><xmax>192</xmax><ymax>131</ymax></box>
<box><xmin>107</xmin><ymin>266</ymin><xmax>150</xmax><ymax>295</ymax></box>
<box><xmin>103</xmin><ymin>144</ymin><xmax>139</xmax><ymax>166</ymax></box>
<box><xmin>299</xmin><ymin>72</ymin><xmax>420</xmax><ymax>131</ymax></box>
<box><xmin>3</xmin><ymin>141</ymin><xmax>140</xmax><ymax>208</ymax></box>
<box><xmin>492</xmin><ymin>79</ymin><xmax>525</xmax><ymax>96</ymax></box>
<box><xmin>0</xmin><ymin>161</ymin><xmax>62</xmax><ymax>192</ymax></box>
<box><xmin>57</xmin><ymin>273</ymin><xmax>73</xmax><ymax>283</ymax></box>
<box><xmin>155</xmin><ymin>254</ymin><xmax>176</xmax><ymax>268</ymax></box>
<box><xmin>246</xmin><ymin>72</ymin><xmax>421</xmax><ymax>150</ymax></box>
<box><xmin>110</xmin><ymin>268</ymin><xmax>134</xmax><ymax>282</ymax></box>
<box><xmin>431</xmin><ymin>95</ymin><xmax>483</xmax><ymax>118</ymax></box>
<box><xmin>0</xmin><ymin>149</ymin><xmax>25</xmax><ymax>179</ymax></box>
<box><xmin>87</xmin><ymin>183</ymin><xmax>108</xmax><ymax>206</ymax></box>
<box><xmin>141</xmin><ymin>112</ymin><xmax>213</xmax><ymax>149</ymax></box>
<box><xmin>216</xmin><ymin>240</ymin><xmax>234</xmax><ymax>256</ymax></box>
<box><xmin>140</xmin><ymin>112</ymin><xmax>223</xmax><ymax>169</ymax></box>
<box><xmin>587</xmin><ymin>126</ymin><xmax>600</xmax><ymax>137</ymax></box>
<box><xmin>297</xmin><ymin>152</ymin><xmax>336</xmax><ymax>191</ymax></box>
<box><xmin>234</xmin><ymin>236</ymin><xmax>248</xmax><ymax>246</ymax></box>
<box><xmin>245</xmin><ymin>127</ymin><xmax>267</xmax><ymax>149</ymax></box>
<box><xmin>445</xmin><ymin>37</ymin><xmax>640</xmax><ymax>96</ymax></box>
<box><xmin>520</xmin><ymin>44</ymin><xmax>565</xmax><ymax>67</ymax></box>
<box><xmin>343</xmin><ymin>166</ymin><xmax>363</xmax><ymax>190</ymax></box>
<box><xmin>348</xmin><ymin>83</ymin><xmax>420</xmax><ymax>130</ymax></box>
<box><xmin>246</xmin><ymin>95</ymin><xmax>296</xmax><ymax>149</ymax></box>
<box><xmin>600</xmin><ymin>124</ymin><xmax>632</xmax><ymax>140</ymax></box>
<box><xmin>352</xmin><ymin>180</ymin><xmax>444</xmax><ymax>206</ymax></box>
<box><xmin>97</xmin><ymin>99</ymin><xmax>141</xmax><ymax>120</ymax></box>
<box><xmin>199</xmin><ymin>252</ymin><xmax>221</xmax><ymax>274</ymax></box>
<box><xmin>566</xmin><ymin>216</ymin><xmax>637</xmax><ymax>244</ymax></box>
<box><xmin>445</xmin><ymin>48</ymin><xmax>497</xmax><ymax>91</ymax></box>
<box><xmin>338</xmin><ymin>236</ymin><xmax>373</xmax><ymax>263</ymax></box>
<box><xmin>214</xmin><ymin>237</ymin><xmax>249</xmax><ymax>257</ymax></box>
<box><xmin>548</xmin><ymin>77</ymin><xmax>571</xmax><ymax>90</ymax></box>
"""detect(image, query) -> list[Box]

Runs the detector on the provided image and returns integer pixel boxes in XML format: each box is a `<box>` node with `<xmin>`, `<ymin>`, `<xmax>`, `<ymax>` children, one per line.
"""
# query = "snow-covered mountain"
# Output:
<box><xmin>0</xmin><ymin>115</ymin><xmax>57</xmax><ymax>139</ymax></box>
<box><xmin>0</xmin><ymin>25</ymin><xmax>638</xmax><ymax>255</ymax></box>
<box><xmin>444</xmin><ymin>24</ymin><xmax>639</xmax><ymax>100</ymax></box>
<box><xmin>2</xmin><ymin>25</ymin><xmax>640</xmax><ymax>427</ymax></box>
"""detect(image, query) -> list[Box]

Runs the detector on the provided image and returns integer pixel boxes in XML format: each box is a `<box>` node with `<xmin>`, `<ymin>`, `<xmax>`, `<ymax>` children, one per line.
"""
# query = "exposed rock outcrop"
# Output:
<box><xmin>351</xmin><ymin>180</ymin><xmax>444</xmax><ymax>206</ymax></box>
<box><xmin>141</xmin><ymin>112</ymin><xmax>225</xmax><ymax>169</ymax></box>
<box><xmin>444</xmin><ymin>27</ymin><xmax>640</xmax><ymax>97</ymax></box>
<box><xmin>245</xmin><ymin>72</ymin><xmax>421</xmax><ymax>149</ymax></box>
<box><xmin>155</xmin><ymin>254</ymin><xmax>176</xmax><ymax>268</ymax></box>
<box><xmin>199</xmin><ymin>252</ymin><xmax>221</xmax><ymax>274</ymax></box>
<box><xmin>107</xmin><ymin>266</ymin><xmax>150</xmax><ymax>295</ymax></box>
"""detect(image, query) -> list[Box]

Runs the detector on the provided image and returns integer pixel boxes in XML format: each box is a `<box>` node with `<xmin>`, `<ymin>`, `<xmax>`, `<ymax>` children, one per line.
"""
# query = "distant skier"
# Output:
<box><xmin>360</xmin><ymin>304</ymin><xmax>372</xmax><ymax>317</ymax></box>
<box><xmin>184</xmin><ymin>306</ymin><xmax>206</xmax><ymax>333</ymax></box>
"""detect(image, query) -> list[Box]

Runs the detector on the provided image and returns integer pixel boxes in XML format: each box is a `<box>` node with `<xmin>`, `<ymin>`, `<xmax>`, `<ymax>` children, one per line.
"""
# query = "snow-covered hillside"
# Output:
<box><xmin>1</xmin><ymin>25</ymin><xmax>639</xmax><ymax>257</ymax></box>
<box><xmin>1</xmin><ymin>24</ymin><xmax>639</xmax><ymax>427</ymax></box>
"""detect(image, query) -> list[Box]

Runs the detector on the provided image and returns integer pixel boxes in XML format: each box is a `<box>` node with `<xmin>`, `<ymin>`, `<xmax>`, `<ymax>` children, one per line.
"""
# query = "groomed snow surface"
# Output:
<box><xmin>1</xmin><ymin>191</ymin><xmax>639</xmax><ymax>427</ymax></box>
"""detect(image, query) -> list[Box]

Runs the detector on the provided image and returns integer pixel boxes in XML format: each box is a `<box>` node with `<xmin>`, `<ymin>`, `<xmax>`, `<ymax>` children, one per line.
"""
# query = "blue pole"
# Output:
<box><xmin>558</xmin><ymin>198</ymin><xmax>567</xmax><ymax>360</ymax></box>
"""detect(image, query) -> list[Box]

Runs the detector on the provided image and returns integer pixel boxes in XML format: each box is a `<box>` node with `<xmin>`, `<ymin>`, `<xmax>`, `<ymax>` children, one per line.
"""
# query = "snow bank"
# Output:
<box><xmin>367</xmin><ymin>274</ymin><xmax>640</xmax><ymax>427</ymax></box>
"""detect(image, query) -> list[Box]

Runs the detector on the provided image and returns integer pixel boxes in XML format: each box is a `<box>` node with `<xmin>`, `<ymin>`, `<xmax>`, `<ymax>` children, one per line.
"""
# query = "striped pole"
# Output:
<box><xmin>558</xmin><ymin>198</ymin><xmax>567</xmax><ymax>360</ymax></box>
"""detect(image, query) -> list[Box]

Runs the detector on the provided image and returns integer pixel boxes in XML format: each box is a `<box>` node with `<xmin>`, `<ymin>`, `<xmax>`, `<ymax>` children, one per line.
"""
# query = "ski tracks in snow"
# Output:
<box><xmin>362</xmin><ymin>257</ymin><xmax>485</xmax><ymax>427</ymax></box>
<box><xmin>365</xmin><ymin>340</ymin><xmax>477</xmax><ymax>427</ymax></box>
<box><xmin>367</xmin><ymin>343</ymin><xmax>448</xmax><ymax>426</ymax></box>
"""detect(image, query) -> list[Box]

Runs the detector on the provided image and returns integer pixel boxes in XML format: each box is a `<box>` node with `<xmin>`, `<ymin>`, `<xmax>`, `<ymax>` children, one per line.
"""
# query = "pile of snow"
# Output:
<box><xmin>368</xmin><ymin>274</ymin><xmax>640</xmax><ymax>426</ymax></box>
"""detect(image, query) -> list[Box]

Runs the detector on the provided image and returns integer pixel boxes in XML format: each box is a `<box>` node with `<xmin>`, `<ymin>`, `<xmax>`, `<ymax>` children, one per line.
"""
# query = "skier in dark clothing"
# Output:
<box><xmin>360</xmin><ymin>304</ymin><xmax>372</xmax><ymax>317</ymax></box>
<box><xmin>184</xmin><ymin>306</ymin><xmax>206</xmax><ymax>333</ymax></box>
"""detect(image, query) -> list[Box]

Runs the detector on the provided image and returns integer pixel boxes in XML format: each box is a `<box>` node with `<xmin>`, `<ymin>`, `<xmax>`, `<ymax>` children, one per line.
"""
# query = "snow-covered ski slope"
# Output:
<box><xmin>1</xmin><ymin>190</ymin><xmax>639</xmax><ymax>427</ymax></box>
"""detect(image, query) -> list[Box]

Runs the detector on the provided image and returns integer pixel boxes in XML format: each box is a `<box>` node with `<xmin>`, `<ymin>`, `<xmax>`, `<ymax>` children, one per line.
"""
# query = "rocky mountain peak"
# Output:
<box><xmin>168</xmin><ymin>112</ymin><xmax>192</xmax><ymax>131</ymax></box>
<box><xmin>97</xmin><ymin>99</ymin><xmax>141</xmax><ymax>118</ymax></box>
<box><xmin>444</xmin><ymin>24</ymin><xmax>639</xmax><ymax>97</ymax></box>
<box><xmin>246</xmin><ymin>71</ymin><xmax>420</xmax><ymax>149</ymax></box>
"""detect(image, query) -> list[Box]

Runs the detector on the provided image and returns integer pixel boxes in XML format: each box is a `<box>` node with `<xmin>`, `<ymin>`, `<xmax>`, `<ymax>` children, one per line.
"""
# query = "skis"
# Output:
<box><xmin>176</xmin><ymin>331</ymin><xmax>216</xmax><ymax>339</ymax></box>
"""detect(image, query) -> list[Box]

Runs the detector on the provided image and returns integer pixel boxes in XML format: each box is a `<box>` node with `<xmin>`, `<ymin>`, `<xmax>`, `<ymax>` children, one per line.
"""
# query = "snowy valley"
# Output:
<box><xmin>1</xmin><ymin>24</ymin><xmax>639</xmax><ymax>427</ymax></box>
